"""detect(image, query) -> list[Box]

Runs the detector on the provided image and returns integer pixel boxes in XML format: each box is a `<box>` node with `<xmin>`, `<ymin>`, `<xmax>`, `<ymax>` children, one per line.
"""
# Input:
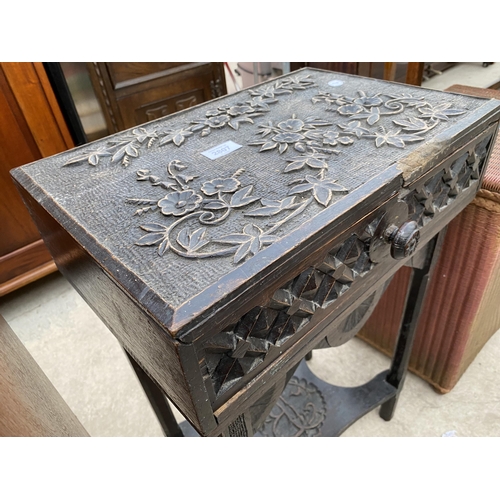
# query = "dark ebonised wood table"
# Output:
<box><xmin>12</xmin><ymin>69</ymin><xmax>500</xmax><ymax>436</ymax></box>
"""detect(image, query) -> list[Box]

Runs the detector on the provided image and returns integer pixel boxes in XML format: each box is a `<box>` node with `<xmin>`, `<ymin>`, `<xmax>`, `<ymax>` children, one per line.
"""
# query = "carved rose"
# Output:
<box><xmin>158</xmin><ymin>190</ymin><xmax>202</xmax><ymax>216</ymax></box>
<box><xmin>201</xmin><ymin>178</ymin><xmax>241</xmax><ymax>196</ymax></box>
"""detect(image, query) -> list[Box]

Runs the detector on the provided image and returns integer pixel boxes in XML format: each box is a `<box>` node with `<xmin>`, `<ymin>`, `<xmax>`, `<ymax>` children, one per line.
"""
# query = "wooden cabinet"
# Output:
<box><xmin>0</xmin><ymin>63</ymin><xmax>74</xmax><ymax>296</ymax></box>
<box><xmin>87</xmin><ymin>62</ymin><xmax>227</xmax><ymax>133</ymax></box>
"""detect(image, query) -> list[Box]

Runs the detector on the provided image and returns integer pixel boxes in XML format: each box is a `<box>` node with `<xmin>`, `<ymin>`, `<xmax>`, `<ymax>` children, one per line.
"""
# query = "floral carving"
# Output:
<box><xmin>288</xmin><ymin>173</ymin><xmax>348</xmax><ymax>206</ymax></box>
<box><xmin>201</xmin><ymin>178</ymin><xmax>240</xmax><ymax>196</ymax></box>
<box><xmin>158</xmin><ymin>190</ymin><xmax>202</xmax><ymax>216</ymax></box>
<box><xmin>259</xmin><ymin>378</ymin><xmax>327</xmax><ymax>437</ymax></box>
<box><xmin>128</xmin><ymin>159</ymin><xmax>348</xmax><ymax>263</ymax></box>
<box><xmin>313</xmin><ymin>90</ymin><xmax>466</xmax><ymax>149</ymax></box>
<box><xmin>248</xmin><ymin>115</ymin><xmax>335</xmax><ymax>155</ymax></box>
<box><xmin>63</xmin><ymin>75</ymin><xmax>316</xmax><ymax>169</ymax></box>
<box><xmin>248</xmin><ymin>114</ymin><xmax>354</xmax><ymax>174</ymax></box>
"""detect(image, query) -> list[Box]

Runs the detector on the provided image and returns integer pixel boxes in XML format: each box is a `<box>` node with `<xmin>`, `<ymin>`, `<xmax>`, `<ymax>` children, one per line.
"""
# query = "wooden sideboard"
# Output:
<box><xmin>87</xmin><ymin>63</ymin><xmax>227</xmax><ymax>133</ymax></box>
<box><xmin>0</xmin><ymin>63</ymin><xmax>74</xmax><ymax>296</ymax></box>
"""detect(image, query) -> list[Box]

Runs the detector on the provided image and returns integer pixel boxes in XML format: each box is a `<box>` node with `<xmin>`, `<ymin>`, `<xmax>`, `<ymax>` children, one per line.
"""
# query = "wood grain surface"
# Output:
<box><xmin>0</xmin><ymin>315</ymin><xmax>88</xmax><ymax>437</ymax></box>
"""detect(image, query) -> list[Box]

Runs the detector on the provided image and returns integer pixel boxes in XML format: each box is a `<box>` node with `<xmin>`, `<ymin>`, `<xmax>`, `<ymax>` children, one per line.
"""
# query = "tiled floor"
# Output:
<box><xmin>2</xmin><ymin>62</ymin><xmax>500</xmax><ymax>437</ymax></box>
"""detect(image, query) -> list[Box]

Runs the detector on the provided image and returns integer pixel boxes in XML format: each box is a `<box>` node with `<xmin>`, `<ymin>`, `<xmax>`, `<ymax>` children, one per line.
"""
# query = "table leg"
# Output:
<box><xmin>125</xmin><ymin>351</ymin><xmax>184</xmax><ymax>437</ymax></box>
<box><xmin>379</xmin><ymin>229</ymin><xmax>447</xmax><ymax>421</ymax></box>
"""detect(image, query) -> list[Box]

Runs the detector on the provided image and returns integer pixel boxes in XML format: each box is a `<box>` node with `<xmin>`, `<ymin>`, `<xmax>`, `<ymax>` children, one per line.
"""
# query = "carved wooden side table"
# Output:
<box><xmin>11</xmin><ymin>69</ymin><xmax>500</xmax><ymax>437</ymax></box>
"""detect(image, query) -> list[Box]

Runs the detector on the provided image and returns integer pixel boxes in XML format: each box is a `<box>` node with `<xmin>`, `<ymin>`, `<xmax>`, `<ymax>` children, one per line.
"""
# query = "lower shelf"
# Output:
<box><xmin>179</xmin><ymin>359</ymin><xmax>397</xmax><ymax>437</ymax></box>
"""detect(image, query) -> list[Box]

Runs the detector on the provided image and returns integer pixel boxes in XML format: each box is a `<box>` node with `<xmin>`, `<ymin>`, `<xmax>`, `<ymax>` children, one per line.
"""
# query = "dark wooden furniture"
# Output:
<box><xmin>291</xmin><ymin>63</ymin><xmax>425</xmax><ymax>87</ymax></box>
<box><xmin>359</xmin><ymin>84</ymin><xmax>500</xmax><ymax>394</ymax></box>
<box><xmin>0</xmin><ymin>314</ymin><xmax>88</xmax><ymax>436</ymax></box>
<box><xmin>11</xmin><ymin>69</ymin><xmax>500</xmax><ymax>436</ymax></box>
<box><xmin>0</xmin><ymin>62</ymin><xmax>74</xmax><ymax>296</ymax></box>
<box><xmin>87</xmin><ymin>63</ymin><xmax>227</xmax><ymax>134</ymax></box>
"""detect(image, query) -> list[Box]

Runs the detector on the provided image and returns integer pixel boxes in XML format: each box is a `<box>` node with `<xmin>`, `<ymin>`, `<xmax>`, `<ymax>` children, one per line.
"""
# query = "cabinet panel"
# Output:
<box><xmin>0</xmin><ymin>63</ymin><xmax>73</xmax><ymax>295</ymax></box>
<box><xmin>88</xmin><ymin>62</ymin><xmax>227</xmax><ymax>133</ymax></box>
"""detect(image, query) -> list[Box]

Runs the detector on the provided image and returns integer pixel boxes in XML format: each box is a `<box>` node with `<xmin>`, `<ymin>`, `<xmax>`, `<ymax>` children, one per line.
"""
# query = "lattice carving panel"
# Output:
<box><xmin>405</xmin><ymin>134</ymin><xmax>492</xmax><ymax>227</ymax></box>
<box><xmin>200</xmin><ymin>212</ymin><xmax>384</xmax><ymax>399</ymax></box>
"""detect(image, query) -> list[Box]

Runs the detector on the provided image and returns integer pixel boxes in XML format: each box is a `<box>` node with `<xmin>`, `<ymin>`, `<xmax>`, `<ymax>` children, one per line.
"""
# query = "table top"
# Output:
<box><xmin>12</xmin><ymin>69</ymin><xmax>500</xmax><ymax>341</ymax></box>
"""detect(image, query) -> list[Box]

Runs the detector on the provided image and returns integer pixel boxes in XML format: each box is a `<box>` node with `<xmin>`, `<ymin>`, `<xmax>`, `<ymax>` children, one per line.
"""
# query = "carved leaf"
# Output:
<box><xmin>234</xmin><ymin>240</ymin><xmax>253</xmax><ymax>264</ymax></box>
<box><xmin>313</xmin><ymin>186</ymin><xmax>332</xmax><ymax>206</ymax></box>
<box><xmin>284</xmin><ymin>160</ymin><xmax>307</xmax><ymax>172</ymax></box>
<box><xmin>288</xmin><ymin>183</ymin><xmax>313</xmax><ymax>195</ymax></box>
<box><xmin>134</xmin><ymin>206</ymin><xmax>157</xmax><ymax>216</ymax></box>
<box><xmin>367</xmin><ymin>107</ymin><xmax>380</xmax><ymax>125</ymax></box>
<box><xmin>141</xmin><ymin>223</ymin><xmax>168</xmax><ymax>232</ymax></box>
<box><xmin>112</xmin><ymin>142</ymin><xmax>137</xmax><ymax>163</ymax></box>
<box><xmin>136</xmin><ymin>232</ymin><xmax>166</xmax><ymax>246</ymax></box>
<box><xmin>132</xmin><ymin>128</ymin><xmax>157</xmax><ymax>144</ymax></box>
<box><xmin>63</xmin><ymin>148</ymin><xmax>112</xmax><ymax>167</ymax></box>
<box><xmin>393</xmin><ymin>117</ymin><xmax>429</xmax><ymax>131</ymax></box>
<box><xmin>190</xmin><ymin>124</ymin><xmax>206</xmax><ymax>132</ymax></box>
<box><xmin>245</xmin><ymin>206</ymin><xmax>282</xmax><ymax>217</ymax></box>
<box><xmin>173</xmin><ymin>133</ymin><xmax>186</xmax><ymax>146</ymax></box>
<box><xmin>177</xmin><ymin>227</ymin><xmax>209</xmax><ymax>252</ymax></box>
<box><xmin>228</xmin><ymin>117</ymin><xmax>254</xmax><ymax>130</ymax></box>
<box><xmin>307</xmin><ymin>157</ymin><xmax>328</xmax><ymax>169</ymax></box>
<box><xmin>260</xmin><ymin>142</ymin><xmax>278</xmax><ymax>152</ymax></box>
<box><xmin>158</xmin><ymin>239</ymin><xmax>170</xmax><ymax>256</ymax></box>
<box><xmin>245</xmin><ymin>196</ymin><xmax>297</xmax><ymax>217</ymax></box>
<box><xmin>230</xmin><ymin>186</ymin><xmax>260</xmax><ymax>208</ymax></box>
<box><xmin>216</xmin><ymin>234</ymin><xmax>250</xmax><ymax>244</ymax></box>
<box><xmin>304</xmin><ymin>117</ymin><xmax>331</xmax><ymax>127</ymax></box>
<box><xmin>392</xmin><ymin>134</ymin><xmax>425</xmax><ymax>146</ymax></box>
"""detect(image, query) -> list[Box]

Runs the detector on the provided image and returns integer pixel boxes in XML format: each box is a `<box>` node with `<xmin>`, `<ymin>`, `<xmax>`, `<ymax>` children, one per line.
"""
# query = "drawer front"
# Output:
<box><xmin>193</xmin><ymin>122</ymin><xmax>497</xmax><ymax>419</ymax></box>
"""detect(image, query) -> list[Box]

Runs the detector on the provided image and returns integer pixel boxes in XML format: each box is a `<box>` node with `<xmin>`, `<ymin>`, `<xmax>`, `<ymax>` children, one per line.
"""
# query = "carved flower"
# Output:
<box><xmin>278</xmin><ymin>118</ymin><xmax>304</xmax><ymax>132</ymax></box>
<box><xmin>337</xmin><ymin>104</ymin><xmax>364</xmax><ymax>115</ymax></box>
<box><xmin>201</xmin><ymin>177</ymin><xmax>241</xmax><ymax>196</ymax></box>
<box><xmin>206</xmin><ymin>115</ymin><xmax>230</xmax><ymax>128</ymax></box>
<box><xmin>227</xmin><ymin>105</ymin><xmax>254</xmax><ymax>116</ymax></box>
<box><xmin>158</xmin><ymin>190</ymin><xmax>202</xmax><ymax>216</ymax></box>
<box><xmin>273</xmin><ymin>132</ymin><xmax>305</xmax><ymax>144</ymax></box>
<box><xmin>354</xmin><ymin>95</ymin><xmax>383</xmax><ymax>107</ymax></box>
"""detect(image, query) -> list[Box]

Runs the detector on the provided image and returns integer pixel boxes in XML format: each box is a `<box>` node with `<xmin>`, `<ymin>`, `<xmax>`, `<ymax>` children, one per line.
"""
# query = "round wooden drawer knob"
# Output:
<box><xmin>384</xmin><ymin>221</ymin><xmax>420</xmax><ymax>260</ymax></box>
